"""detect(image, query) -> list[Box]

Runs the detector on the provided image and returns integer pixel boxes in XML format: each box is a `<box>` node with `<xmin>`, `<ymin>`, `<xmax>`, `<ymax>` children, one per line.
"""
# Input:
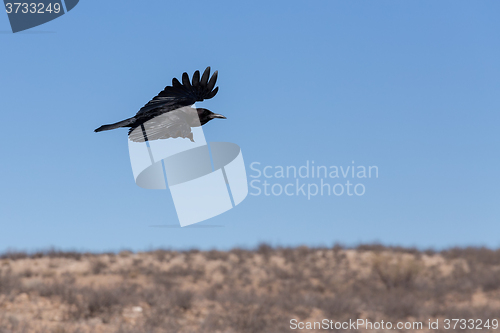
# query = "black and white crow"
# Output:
<box><xmin>94</xmin><ymin>67</ymin><xmax>225</xmax><ymax>142</ymax></box>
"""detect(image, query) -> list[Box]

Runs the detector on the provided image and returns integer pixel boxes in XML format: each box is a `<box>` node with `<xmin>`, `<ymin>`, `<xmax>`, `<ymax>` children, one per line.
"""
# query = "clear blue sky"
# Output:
<box><xmin>1</xmin><ymin>1</ymin><xmax>499</xmax><ymax>253</ymax></box>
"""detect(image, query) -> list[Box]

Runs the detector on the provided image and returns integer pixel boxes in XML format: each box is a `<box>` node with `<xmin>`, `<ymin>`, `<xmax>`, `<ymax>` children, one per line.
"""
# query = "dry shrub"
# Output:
<box><xmin>0</xmin><ymin>269</ymin><xmax>19</xmax><ymax>296</ymax></box>
<box><xmin>372</xmin><ymin>253</ymin><xmax>422</xmax><ymax>290</ymax></box>
<box><xmin>317</xmin><ymin>292</ymin><xmax>359</xmax><ymax>319</ymax></box>
<box><xmin>215</xmin><ymin>291</ymin><xmax>289</xmax><ymax>333</ymax></box>
<box><xmin>229</xmin><ymin>248</ymin><xmax>252</xmax><ymax>263</ymax></box>
<box><xmin>89</xmin><ymin>259</ymin><xmax>108</xmax><ymax>275</ymax></box>
<box><xmin>74</xmin><ymin>287</ymin><xmax>123</xmax><ymax>321</ymax></box>
<box><xmin>140</xmin><ymin>289</ymin><xmax>194</xmax><ymax>329</ymax></box>
<box><xmin>205</xmin><ymin>249</ymin><xmax>229</xmax><ymax>261</ymax></box>
<box><xmin>119</xmin><ymin>250</ymin><xmax>133</xmax><ymax>258</ymax></box>
<box><xmin>357</xmin><ymin>243</ymin><xmax>421</xmax><ymax>256</ymax></box>
<box><xmin>477</xmin><ymin>269</ymin><xmax>500</xmax><ymax>292</ymax></box>
<box><xmin>442</xmin><ymin>247</ymin><xmax>500</xmax><ymax>266</ymax></box>
<box><xmin>152</xmin><ymin>249</ymin><xmax>169</xmax><ymax>262</ymax></box>
<box><xmin>0</xmin><ymin>251</ymin><xmax>28</xmax><ymax>260</ymax></box>
<box><xmin>376</xmin><ymin>290</ymin><xmax>419</xmax><ymax>319</ymax></box>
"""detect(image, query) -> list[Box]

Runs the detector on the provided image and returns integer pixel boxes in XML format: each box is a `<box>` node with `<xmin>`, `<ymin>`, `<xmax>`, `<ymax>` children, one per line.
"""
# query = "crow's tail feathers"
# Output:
<box><xmin>94</xmin><ymin>118</ymin><xmax>135</xmax><ymax>132</ymax></box>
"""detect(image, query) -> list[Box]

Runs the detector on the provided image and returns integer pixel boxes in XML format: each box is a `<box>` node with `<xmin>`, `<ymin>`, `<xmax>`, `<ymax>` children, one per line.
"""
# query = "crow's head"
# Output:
<box><xmin>197</xmin><ymin>108</ymin><xmax>226</xmax><ymax>125</ymax></box>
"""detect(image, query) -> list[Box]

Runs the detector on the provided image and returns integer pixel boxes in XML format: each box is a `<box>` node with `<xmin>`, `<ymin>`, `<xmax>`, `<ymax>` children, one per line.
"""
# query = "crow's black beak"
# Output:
<box><xmin>211</xmin><ymin>113</ymin><xmax>226</xmax><ymax>119</ymax></box>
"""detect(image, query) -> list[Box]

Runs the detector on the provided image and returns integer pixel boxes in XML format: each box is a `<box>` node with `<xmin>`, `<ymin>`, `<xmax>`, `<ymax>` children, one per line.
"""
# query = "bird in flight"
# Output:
<box><xmin>94</xmin><ymin>67</ymin><xmax>225</xmax><ymax>142</ymax></box>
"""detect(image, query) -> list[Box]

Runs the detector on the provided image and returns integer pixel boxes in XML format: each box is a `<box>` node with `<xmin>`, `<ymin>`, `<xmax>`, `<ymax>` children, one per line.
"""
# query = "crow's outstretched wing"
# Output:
<box><xmin>128</xmin><ymin>108</ymin><xmax>198</xmax><ymax>142</ymax></box>
<box><xmin>135</xmin><ymin>67</ymin><xmax>219</xmax><ymax>117</ymax></box>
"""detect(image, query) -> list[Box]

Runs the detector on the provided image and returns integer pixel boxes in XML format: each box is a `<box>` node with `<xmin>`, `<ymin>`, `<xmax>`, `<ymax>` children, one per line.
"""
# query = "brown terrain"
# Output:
<box><xmin>0</xmin><ymin>244</ymin><xmax>500</xmax><ymax>333</ymax></box>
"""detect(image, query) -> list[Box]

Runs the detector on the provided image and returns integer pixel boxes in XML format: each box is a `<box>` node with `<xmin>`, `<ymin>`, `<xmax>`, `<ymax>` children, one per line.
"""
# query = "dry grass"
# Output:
<box><xmin>0</xmin><ymin>244</ymin><xmax>499</xmax><ymax>332</ymax></box>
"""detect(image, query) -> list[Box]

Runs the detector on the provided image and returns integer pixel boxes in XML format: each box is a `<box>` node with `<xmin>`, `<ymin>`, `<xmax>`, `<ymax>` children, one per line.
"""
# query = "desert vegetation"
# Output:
<box><xmin>0</xmin><ymin>244</ymin><xmax>499</xmax><ymax>333</ymax></box>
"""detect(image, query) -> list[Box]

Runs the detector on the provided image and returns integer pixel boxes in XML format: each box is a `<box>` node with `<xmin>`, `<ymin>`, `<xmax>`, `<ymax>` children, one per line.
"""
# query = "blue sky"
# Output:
<box><xmin>1</xmin><ymin>1</ymin><xmax>499</xmax><ymax>252</ymax></box>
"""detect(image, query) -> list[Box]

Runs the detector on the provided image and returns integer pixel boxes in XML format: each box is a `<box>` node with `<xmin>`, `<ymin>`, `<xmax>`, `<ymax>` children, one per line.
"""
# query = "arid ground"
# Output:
<box><xmin>1</xmin><ymin>245</ymin><xmax>499</xmax><ymax>333</ymax></box>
